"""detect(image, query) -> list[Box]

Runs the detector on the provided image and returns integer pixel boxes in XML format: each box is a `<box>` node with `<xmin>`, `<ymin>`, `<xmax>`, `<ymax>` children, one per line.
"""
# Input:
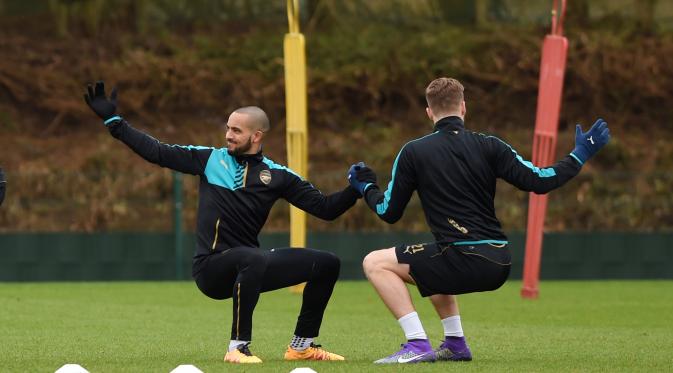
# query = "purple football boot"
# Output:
<box><xmin>374</xmin><ymin>339</ymin><xmax>436</xmax><ymax>364</ymax></box>
<box><xmin>434</xmin><ymin>336</ymin><xmax>472</xmax><ymax>361</ymax></box>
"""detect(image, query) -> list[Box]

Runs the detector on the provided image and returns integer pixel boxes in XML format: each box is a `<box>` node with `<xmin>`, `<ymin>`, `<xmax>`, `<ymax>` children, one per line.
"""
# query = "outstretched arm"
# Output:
<box><xmin>84</xmin><ymin>81</ymin><xmax>211</xmax><ymax>175</ymax></box>
<box><xmin>491</xmin><ymin>118</ymin><xmax>610</xmax><ymax>194</ymax></box>
<box><xmin>283</xmin><ymin>172</ymin><xmax>360</xmax><ymax>221</ymax></box>
<box><xmin>107</xmin><ymin>121</ymin><xmax>211</xmax><ymax>175</ymax></box>
<box><xmin>348</xmin><ymin>147</ymin><xmax>416</xmax><ymax>224</ymax></box>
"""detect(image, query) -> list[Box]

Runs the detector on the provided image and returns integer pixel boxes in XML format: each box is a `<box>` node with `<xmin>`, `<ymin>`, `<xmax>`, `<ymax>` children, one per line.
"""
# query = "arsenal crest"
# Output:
<box><xmin>259</xmin><ymin>169</ymin><xmax>272</xmax><ymax>185</ymax></box>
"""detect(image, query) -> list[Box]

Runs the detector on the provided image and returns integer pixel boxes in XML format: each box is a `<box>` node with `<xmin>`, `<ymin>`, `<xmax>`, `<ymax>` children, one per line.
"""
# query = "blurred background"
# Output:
<box><xmin>0</xmin><ymin>0</ymin><xmax>671</xmax><ymax>281</ymax></box>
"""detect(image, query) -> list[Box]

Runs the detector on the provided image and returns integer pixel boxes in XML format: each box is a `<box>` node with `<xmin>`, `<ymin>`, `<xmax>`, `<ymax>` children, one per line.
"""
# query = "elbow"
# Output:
<box><xmin>379</xmin><ymin>213</ymin><xmax>401</xmax><ymax>224</ymax></box>
<box><xmin>321</xmin><ymin>214</ymin><xmax>339</xmax><ymax>221</ymax></box>
<box><xmin>532</xmin><ymin>185</ymin><xmax>555</xmax><ymax>194</ymax></box>
<box><xmin>316</xmin><ymin>211</ymin><xmax>341</xmax><ymax>221</ymax></box>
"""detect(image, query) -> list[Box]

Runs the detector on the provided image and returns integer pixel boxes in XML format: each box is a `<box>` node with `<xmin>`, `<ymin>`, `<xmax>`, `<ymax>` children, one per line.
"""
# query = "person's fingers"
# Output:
<box><xmin>94</xmin><ymin>81</ymin><xmax>105</xmax><ymax>97</ymax></box>
<box><xmin>110</xmin><ymin>87</ymin><xmax>118</xmax><ymax>104</ymax></box>
<box><xmin>590</xmin><ymin>118</ymin><xmax>606</xmax><ymax>133</ymax></box>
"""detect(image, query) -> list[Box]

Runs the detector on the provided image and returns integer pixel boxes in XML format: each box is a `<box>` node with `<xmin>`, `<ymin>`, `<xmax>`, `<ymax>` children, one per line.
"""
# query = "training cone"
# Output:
<box><xmin>170</xmin><ymin>364</ymin><xmax>204</xmax><ymax>373</ymax></box>
<box><xmin>54</xmin><ymin>364</ymin><xmax>89</xmax><ymax>373</ymax></box>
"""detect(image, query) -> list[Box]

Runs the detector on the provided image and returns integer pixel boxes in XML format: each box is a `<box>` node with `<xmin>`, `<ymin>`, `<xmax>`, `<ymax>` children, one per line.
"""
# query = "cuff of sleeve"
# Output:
<box><xmin>104</xmin><ymin>116</ymin><xmax>122</xmax><ymax>126</ymax></box>
<box><xmin>569</xmin><ymin>152</ymin><xmax>584</xmax><ymax>166</ymax></box>
<box><xmin>363</xmin><ymin>183</ymin><xmax>379</xmax><ymax>199</ymax></box>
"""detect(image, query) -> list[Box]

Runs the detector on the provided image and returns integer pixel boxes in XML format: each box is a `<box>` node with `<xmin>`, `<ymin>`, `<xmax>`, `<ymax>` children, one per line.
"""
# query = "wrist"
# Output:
<box><xmin>104</xmin><ymin>115</ymin><xmax>122</xmax><ymax>126</ymax></box>
<box><xmin>570</xmin><ymin>150</ymin><xmax>584</xmax><ymax>166</ymax></box>
<box><xmin>570</xmin><ymin>148</ymin><xmax>587</xmax><ymax>165</ymax></box>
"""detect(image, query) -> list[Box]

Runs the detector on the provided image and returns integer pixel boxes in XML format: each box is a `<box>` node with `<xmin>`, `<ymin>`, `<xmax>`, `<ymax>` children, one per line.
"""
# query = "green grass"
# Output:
<box><xmin>1</xmin><ymin>280</ymin><xmax>672</xmax><ymax>372</ymax></box>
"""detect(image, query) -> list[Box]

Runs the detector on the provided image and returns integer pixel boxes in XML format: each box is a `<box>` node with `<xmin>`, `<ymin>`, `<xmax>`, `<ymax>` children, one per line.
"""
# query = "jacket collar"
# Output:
<box><xmin>433</xmin><ymin>116</ymin><xmax>465</xmax><ymax>132</ymax></box>
<box><xmin>232</xmin><ymin>150</ymin><xmax>264</xmax><ymax>164</ymax></box>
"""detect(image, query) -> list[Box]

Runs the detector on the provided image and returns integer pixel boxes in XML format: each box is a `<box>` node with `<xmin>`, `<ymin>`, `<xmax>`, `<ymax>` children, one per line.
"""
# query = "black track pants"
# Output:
<box><xmin>193</xmin><ymin>247</ymin><xmax>340</xmax><ymax>341</ymax></box>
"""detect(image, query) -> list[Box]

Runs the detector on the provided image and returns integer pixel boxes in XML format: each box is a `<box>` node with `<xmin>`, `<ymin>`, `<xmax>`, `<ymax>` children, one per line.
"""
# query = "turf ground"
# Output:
<box><xmin>1</xmin><ymin>280</ymin><xmax>672</xmax><ymax>372</ymax></box>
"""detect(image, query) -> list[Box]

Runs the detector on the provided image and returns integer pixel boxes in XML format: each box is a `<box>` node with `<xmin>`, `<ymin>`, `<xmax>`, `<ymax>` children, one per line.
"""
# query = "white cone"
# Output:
<box><xmin>54</xmin><ymin>364</ymin><xmax>89</xmax><ymax>373</ymax></box>
<box><xmin>170</xmin><ymin>365</ymin><xmax>204</xmax><ymax>373</ymax></box>
<box><xmin>290</xmin><ymin>368</ymin><xmax>317</xmax><ymax>373</ymax></box>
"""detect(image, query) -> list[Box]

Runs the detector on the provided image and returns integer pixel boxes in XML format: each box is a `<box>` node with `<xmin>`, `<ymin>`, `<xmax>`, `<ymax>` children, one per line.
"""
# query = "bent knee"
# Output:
<box><xmin>363</xmin><ymin>248</ymin><xmax>396</xmax><ymax>273</ymax></box>
<box><xmin>321</xmin><ymin>251</ymin><xmax>341</xmax><ymax>273</ymax></box>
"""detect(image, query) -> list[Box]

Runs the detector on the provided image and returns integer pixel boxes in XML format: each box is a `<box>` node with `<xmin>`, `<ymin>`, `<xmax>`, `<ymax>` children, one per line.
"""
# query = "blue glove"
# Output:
<box><xmin>570</xmin><ymin>118</ymin><xmax>611</xmax><ymax>165</ymax></box>
<box><xmin>348</xmin><ymin>162</ymin><xmax>375</xmax><ymax>196</ymax></box>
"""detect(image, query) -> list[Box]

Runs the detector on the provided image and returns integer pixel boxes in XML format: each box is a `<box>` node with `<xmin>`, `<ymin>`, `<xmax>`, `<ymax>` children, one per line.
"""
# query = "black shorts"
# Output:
<box><xmin>395</xmin><ymin>241</ymin><xmax>512</xmax><ymax>297</ymax></box>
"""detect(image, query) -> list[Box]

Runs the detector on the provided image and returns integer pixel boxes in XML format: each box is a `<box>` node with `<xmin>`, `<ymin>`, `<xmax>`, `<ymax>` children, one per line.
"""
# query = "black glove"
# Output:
<box><xmin>348</xmin><ymin>161</ymin><xmax>377</xmax><ymax>196</ymax></box>
<box><xmin>84</xmin><ymin>81</ymin><xmax>120</xmax><ymax>125</ymax></box>
<box><xmin>0</xmin><ymin>168</ymin><xmax>6</xmax><ymax>207</ymax></box>
<box><xmin>355</xmin><ymin>165</ymin><xmax>377</xmax><ymax>185</ymax></box>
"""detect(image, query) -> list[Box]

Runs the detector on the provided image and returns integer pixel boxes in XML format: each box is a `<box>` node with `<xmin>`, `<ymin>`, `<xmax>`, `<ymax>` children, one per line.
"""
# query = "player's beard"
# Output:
<box><xmin>227</xmin><ymin>136</ymin><xmax>253</xmax><ymax>156</ymax></box>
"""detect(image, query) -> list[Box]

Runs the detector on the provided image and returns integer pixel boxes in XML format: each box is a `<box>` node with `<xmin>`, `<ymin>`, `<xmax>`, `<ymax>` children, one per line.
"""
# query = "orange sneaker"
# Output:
<box><xmin>284</xmin><ymin>343</ymin><xmax>345</xmax><ymax>361</ymax></box>
<box><xmin>224</xmin><ymin>342</ymin><xmax>262</xmax><ymax>364</ymax></box>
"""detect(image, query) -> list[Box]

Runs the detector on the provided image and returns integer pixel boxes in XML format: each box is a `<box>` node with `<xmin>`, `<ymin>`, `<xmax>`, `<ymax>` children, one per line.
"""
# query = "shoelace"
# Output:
<box><xmin>308</xmin><ymin>343</ymin><xmax>330</xmax><ymax>360</ymax></box>
<box><xmin>237</xmin><ymin>342</ymin><xmax>253</xmax><ymax>356</ymax></box>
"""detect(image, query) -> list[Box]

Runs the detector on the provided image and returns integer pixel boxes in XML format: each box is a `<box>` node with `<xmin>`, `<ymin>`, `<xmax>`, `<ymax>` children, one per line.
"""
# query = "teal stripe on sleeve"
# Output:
<box><xmin>262</xmin><ymin>157</ymin><xmax>304</xmax><ymax>180</ymax></box>
<box><xmin>172</xmin><ymin>145</ymin><xmax>214</xmax><ymax>151</ymax></box>
<box><xmin>569</xmin><ymin>152</ymin><xmax>584</xmax><ymax>165</ymax></box>
<box><xmin>376</xmin><ymin>132</ymin><xmax>439</xmax><ymax>215</ymax></box>
<box><xmin>489</xmin><ymin>136</ymin><xmax>556</xmax><ymax>178</ymax></box>
<box><xmin>375</xmin><ymin>154</ymin><xmax>400</xmax><ymax>215</ymax></box>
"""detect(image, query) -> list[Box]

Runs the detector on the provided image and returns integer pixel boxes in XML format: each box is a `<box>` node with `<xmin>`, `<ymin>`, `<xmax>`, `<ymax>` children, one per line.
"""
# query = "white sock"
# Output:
<box><xmin>398</xmin><ymin>312</ymin><xmax>428</xmax><ymax>340</ymax></box>
<box><xmin>228</xmin><ymin>340</ymin><xmax>249</xmax><ymax>352</ymax></box>
<box><xmin>290</xmin><ymin>335</ymin><xmax>313</xmax><ymax>351</ymax></box>
<box><xmin>441</xmin><ymin>315</ymin><xmax>464</xmax><ymax>337</ymax></box>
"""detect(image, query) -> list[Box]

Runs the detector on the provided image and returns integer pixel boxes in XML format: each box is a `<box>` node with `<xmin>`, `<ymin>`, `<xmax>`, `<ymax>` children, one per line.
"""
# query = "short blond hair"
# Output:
<box><xmin>425</xmin><ymin>77</ymin><xmax>464</xmax><ymax>114</ymax></box>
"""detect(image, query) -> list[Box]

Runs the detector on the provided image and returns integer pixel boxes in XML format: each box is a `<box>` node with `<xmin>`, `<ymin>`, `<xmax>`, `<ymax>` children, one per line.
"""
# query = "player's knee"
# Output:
<box><xmin>320</xmin><ymin>251</ymin><xmax>341</xmax><ymax>277</ymax></box>
<box><xmin>362</xmin><ymin>250</ymin><xmax>382</xmax><ymax>275</ymax></box>
<box><xmin>363</xmin><ymin>248</ymin><xmax>395</xmax><ymax>276</ymax></box>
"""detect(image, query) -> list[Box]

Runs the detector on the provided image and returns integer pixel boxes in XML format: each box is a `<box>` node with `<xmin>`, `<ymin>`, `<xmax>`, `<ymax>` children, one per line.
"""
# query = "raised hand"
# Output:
<box><xmin>84</xmin><ymin>81</ymin><xmax>120</xmax><ymax>124</ymax></box>
<box><xmin>571</xmin><ymin>118</ymin><xmax>611</xmax><ymax>164</ymax></box>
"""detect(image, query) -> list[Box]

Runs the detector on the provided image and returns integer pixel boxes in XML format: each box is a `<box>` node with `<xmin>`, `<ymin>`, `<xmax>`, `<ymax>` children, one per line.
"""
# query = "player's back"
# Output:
<box><xmin>403</xmin><ymin>116</ymin><xmax>506</xmax><ymax>242</ymax></box>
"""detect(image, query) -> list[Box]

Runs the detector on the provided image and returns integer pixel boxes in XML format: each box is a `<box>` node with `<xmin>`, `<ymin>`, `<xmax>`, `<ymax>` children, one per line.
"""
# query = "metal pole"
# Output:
<box><xmin>521</xmin><ymin>0</ymin><xmax>568</xmax><ymax>299</ymax></box>
<box><xmin>285</xmin><ymin>0</ymin><xmax>308</xmax><ymax>293</ymax></box>
<box><xmin>173</xmin><ymin>171</ymin><xmax>184</xmax><ymax>280</ymax></box>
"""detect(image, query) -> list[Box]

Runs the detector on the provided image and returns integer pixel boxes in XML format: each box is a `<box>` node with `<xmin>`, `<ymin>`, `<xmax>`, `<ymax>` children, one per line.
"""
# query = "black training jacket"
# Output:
<box><xmin>363</xmin><ymin>116</ymin><xmax>582</xmax><ymax>245</ymax></box>
<box><xmin>108</xmin><ymin>120</ymin><xmax>359</xmax><ymax>266</ymax></box>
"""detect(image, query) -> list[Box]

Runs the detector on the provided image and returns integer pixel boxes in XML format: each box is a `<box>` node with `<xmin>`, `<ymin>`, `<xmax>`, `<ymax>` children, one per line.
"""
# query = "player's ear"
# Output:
<box><xmin>461</xmin><ymin>101</ymin><xmax>466</xmax><ymax>117</ymax></box>
<box><xmin>426</xmin><ymin>107</ymin><xmax>433</xmax><ymax>121</ymax></box>
<box><xmin>253</xmin><ymin>129</ymin><xmax>264</xmax><ymax>144</ymax></box>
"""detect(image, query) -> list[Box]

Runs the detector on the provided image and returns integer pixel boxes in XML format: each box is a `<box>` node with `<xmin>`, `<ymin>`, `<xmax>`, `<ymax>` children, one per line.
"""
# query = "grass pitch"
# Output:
<box><xmin>1</xmin><ymin>280</ymin><xmax>672</xmax><ymax>372</ymax></box>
